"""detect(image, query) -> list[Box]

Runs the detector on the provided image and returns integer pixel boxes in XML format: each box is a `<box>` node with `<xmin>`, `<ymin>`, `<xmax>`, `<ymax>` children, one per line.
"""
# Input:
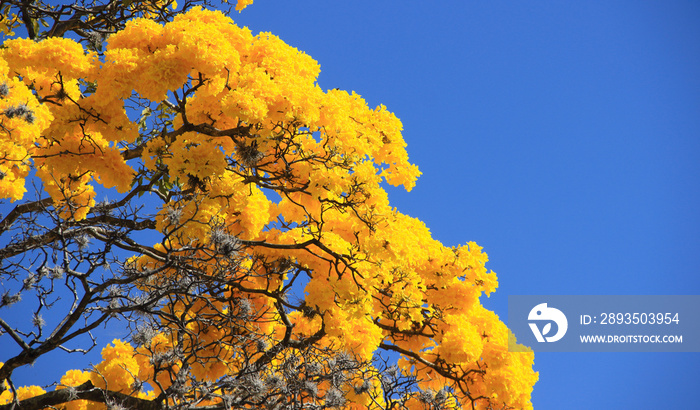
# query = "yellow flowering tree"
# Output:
<box><xmin>0</xmin><ymin>1</ymin><xmax>537</xmax><ymax>409</ymax></box>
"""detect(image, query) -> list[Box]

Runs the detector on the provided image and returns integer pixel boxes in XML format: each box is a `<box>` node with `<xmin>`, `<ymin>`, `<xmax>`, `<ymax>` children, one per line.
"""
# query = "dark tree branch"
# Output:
<box><xmin>0</xmin><ymin>198</ymin><xmax>52</xmax><ymax>236</ymax></box>
<box><xmin>0</xmin><ymin>380</ymin><xmax>163</xmax><ymax>410</ymax></box>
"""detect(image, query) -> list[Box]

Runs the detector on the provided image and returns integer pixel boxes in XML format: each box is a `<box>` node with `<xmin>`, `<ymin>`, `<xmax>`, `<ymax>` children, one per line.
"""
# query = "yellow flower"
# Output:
<box><xmin>236</xmin><ymin>0</ymin><xmax>254</xmax><ymax>11</ymax></box>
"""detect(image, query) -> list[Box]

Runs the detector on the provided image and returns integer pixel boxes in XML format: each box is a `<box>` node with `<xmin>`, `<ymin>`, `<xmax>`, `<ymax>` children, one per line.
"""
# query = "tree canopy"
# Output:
<box><xmin>0</xmin><ymin>1</ymin><xmax>537</xmax><ymax>409</ymax></box>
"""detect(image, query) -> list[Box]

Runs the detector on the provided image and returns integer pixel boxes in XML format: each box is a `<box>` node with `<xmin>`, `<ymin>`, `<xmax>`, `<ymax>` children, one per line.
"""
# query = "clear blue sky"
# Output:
<box><xmin>3</xmin><ymin>1</ymin><xmax>699</xmax><ymax>408</ymax></box>
<box><xmin>233</xmin><ymin>1</ymin><xmax>700</xmax><ymax>408</ymax></box>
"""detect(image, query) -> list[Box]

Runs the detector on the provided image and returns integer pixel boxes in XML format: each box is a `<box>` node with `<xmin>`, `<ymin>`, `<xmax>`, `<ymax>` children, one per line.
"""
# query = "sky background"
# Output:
<box><xmin>2</xmin><ymin>1</ymin><xmax>699</xmax><ymax>409</ymax></box>
<box><xmin>233</xmin><ymin>1</ymin><xmax>700</xmax><ymax>408</ymax></box>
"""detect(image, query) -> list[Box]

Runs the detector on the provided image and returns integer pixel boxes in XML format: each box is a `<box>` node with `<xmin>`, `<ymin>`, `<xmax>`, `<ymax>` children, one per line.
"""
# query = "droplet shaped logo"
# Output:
<box><xmin>528</xmin><ymin>303</ymin><xmax>568</xmax><ymax>342</ymax></box>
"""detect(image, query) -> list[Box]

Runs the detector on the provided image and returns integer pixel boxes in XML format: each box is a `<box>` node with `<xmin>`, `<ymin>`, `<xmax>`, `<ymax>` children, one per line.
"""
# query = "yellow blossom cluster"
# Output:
<box><xmin>52</xmin><ymin>342</ymin><xmax>157</xmax><ymax>410</ymax></box>
<box><xmin>0</xmin><ymin>4</ymin><xmax>536</xmax><ymax>409</ymax></box>
<box><xmin>0</xmin><ymin>55</ymin><xmax>52</xmax><ymax>201</ymax></box>
<box><xmin>0</xmin><ymin>374</ymin><xmax>45</xmax><ymax>406</ymax></box>
<box><xmin>1</xmin><ymin>36</ymin><xmax>134</xmax><ymax>219</ymax></box>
